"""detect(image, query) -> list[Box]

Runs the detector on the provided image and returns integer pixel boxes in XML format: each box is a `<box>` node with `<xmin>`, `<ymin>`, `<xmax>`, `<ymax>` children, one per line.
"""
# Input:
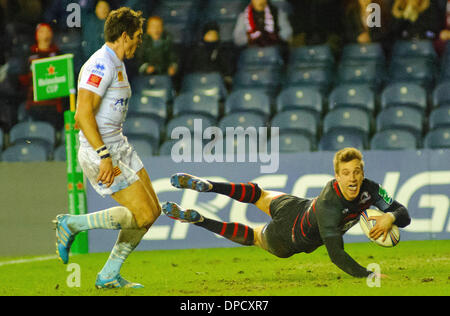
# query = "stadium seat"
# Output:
<box><xmin>204</xmin><ymin>0</ymin><xmax>247</xmax><ymax>21</ymax></box>
<box><xmin>284</xmin><ymin>67</ymin><xmax>333</xmax><ymax>93</ymax></box>
<box><xmin>370</xmin><ymin>129</ymin><xmax>417</xmax><ymax>150</ymax></box>
<box><xmin>233</xmin><ymin>68</ymin><xmax>282</xmax><ymax>96</ymax></box>
<box><xmin>181</xmin><ymin>72</ymin><xmax>227</xmax><ymax>101</ymax></box>
<box><xmin>53</xmin><ymin>144</ymin><xmax>66</xmax><ymax>161</ymax></box>
<box><xmin>323</xmin><ymin>108</ymin><xmax>371</xmax><ymax>146</ymax></box>
<box><xmin>341</xmin><ymin>43</ymin><xmax>385</xmax><ymax>64</ymax></box>
<box><xmin>0</xmin><ymin>128</ymin><xmax>3</xmax><ymax>151</ymax></box>
<box><xmin>380</xmin><ymin>83</ymin><xmax>427</xmax><ymax>113</ymax></box>
<box><xmin>328</xmin><ymin>84</ymin><xmax>375</xmax><ymax>114</ymax></box>
<box><xmin>319</xmin><ymin>130</ymin><xmax>365</xmax><ymax>151</ymax></box>
<box><xmin>219</xmin><ymin>112</ymin><xmax>267</xmax><ymax>131</ymax></box>
<box><xmin>127</xmin><ymin>137</ymin><xmax>155</xmax><ymax>157</ymax></box>
<box><xmin>392</xmin><ymin>40</ymin><xmax>437</xmax><ymax>62</ymax></box>
<box><xmin>237</xmin><ymin>46</ymin><xmax>284</xmax><ymax>70</ymax></box>
<box><xmin>153</xmin><ymin>0</ymin><xmax>198</xmax><ymax>23</ymax></box>
<box><xmin>128</xmin><ymin>95</ymin><xmax>167</xmax><ymax>122</ymax></box>
<box><xmin>376</xmin><ymin>106</ymin><xmax>423</xmax><ymax>140</ymax></box>
<box><xmin>337</xmin><ymin>62</ymin><xmax>384</xmax><ymax>90</ymax></box>
<box><xmin>1</xmin><ymin>143</ymin><xmax>49</xmax><ymax>162</ymax></box>
<box><xmin>173</xmin><ymin>93</ymin><xmax>220</xmax><ymax>119</ymax></box>
<box><xmin>288</xmin><ymin>45</ymin><xmax>334</xmax><ymax>69</ymax></box>
<box><xmin>388</xmin><ymin>57</ymin><xmax>436</xmax><ymax>89</ymax></box>
<box><xmin>216</xmin><ymin>20</ymin><xmax>237</xmax><ymax>43</ymax></box>
<box><xmin>132</xmin><ymin>75</ymin><xmax>175</xmax><ymax>102</ymax></box>
<box><xmin>225</xmin><ymin>90</ymin><xmax>271</xmax><ymax>117</ymax></box>
<box><xmin>159</xmin><ymin>138</ymin><xmax>204</xmax><ymax>158</ymax></box>
<box><xmin>9</xmin><ymin>121</ymin><xmax>56</xmax><ymax>152</ymax></box>
<box><xmin>424</xmin><ymin>127</ymin><xmax>450</xmax><ymax>149</ymax></box>
<box><xmin>163</xmin><ymin>20</ymin><xmax>194</xmax><ymax>46</ymax></box>
<box><xmin>429</xmin><ymin>106</ymin><xmax>450</xmax><ymax>130</ymax></box>
<box><xmin>166</xmin><ymin>113</ymin><xmax>216</xmax><ymax>140</ymax></box>
<box><xmin>432</xmin><ymin>82</ymin><xmax>450</xmax><ymax>108</ymax></box>
<box><xmin>270</xmin><ymin>110</ymin><xmax>317</xmax><ymax>139</ymax></box>
<box><xmin>277</xmin><ymin>132</ymin><xmax>313</xmax><ymax>153</ymax></box>
<box><xmin>276</xmin><ymin>86</ymin><xmax>323</xmax><ymax>118</ymax></box>
<box><xmin>122</xmin><ymin>116</ymin><xmax>161</xmax><ymax>147</ymax></box>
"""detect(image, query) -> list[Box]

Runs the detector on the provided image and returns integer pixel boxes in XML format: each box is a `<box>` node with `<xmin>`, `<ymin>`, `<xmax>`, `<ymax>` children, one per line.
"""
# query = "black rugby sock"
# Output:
<box><xmin>195</xmin><ymin>218</ymin><xmax>255</xmax><ymax>246</ymax></box>
<box><xmin>207</xmin><ymin>181</ymin><xmax>262</xmax><ymax>204</ymax></box>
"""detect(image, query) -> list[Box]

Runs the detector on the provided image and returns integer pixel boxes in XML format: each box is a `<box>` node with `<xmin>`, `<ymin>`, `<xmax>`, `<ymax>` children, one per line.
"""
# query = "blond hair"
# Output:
<box><xmin>333</xmin><ymin>147</ymin><xmax>364</xmax><ymax>174</ymax></box>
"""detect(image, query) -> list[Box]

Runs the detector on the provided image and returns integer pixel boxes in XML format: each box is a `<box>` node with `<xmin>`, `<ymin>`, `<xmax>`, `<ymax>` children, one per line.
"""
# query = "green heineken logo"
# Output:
<box><xmin>378</xmin><ymin>185</ymin><xmax>393</xmax><ymax>205</ymax></box>
<box><xmin>31</xmin><ymin>54</ymin><xmax>74</xmax><ymax>101</ymax></box>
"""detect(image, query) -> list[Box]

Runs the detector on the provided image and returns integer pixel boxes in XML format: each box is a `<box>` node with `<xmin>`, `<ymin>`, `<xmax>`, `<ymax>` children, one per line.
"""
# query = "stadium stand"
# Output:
<box><xmin>224</xmin><ymin>89</ymin><xmax>271</xmax><ymax>117</ymax></box>
<box><xmin>288</xmin><ymin>45</ymin><xmax>334</xmax><ymax>70</ymax></box>
<box><xmin>380</xmin><ymin>82</ymin><xmax>428</xmax><ymax>113</ymax></box>
<box><xmin>370</xmin><ymin>129</ymin><xmax>418</xmax><ymax>150</ymax></box>
<box><xmin>424</xmin><ymin>128</ymin><xmax>450</xmax><ymax>149</ymax></box>
<box><xmin>276</xmin><ymin>86</ymin><xmax>323</xmax><ymax>120</ymax></box>
<box><xmin>1</xmin><ymin>143</ymin><xmax>49</xmax><ymax>162</ymax></box>
<box><xmin>237</xmin><ymin>46</ymin><xmax>284</xmax><ymax>70</ymax></box>
<box><xmin>432</xmin><ymin>82</ymin><xmax>450</xmax><ymax>108</ymax></box>
<box><xmin>180</xmin><ymin>72</ymin><xmax>228</xmax><ymax>101</ymax></box>
<box><xmin>277</xmin><ymin>132</ymin><xmax>313</xmax><ymax>153</ymax></box>
<box><xmin>9</xmin><ymin>121</ymin><xmax>56</xmax><ymax>153</ymax></box>
<box><xmin>166</xmin><ymin>113</ymin><xmax>216</xmax><ymax>139</ymax></box>
<box><xmin>376</xmin><ymin>106</ymin><xmax>424</xmax><ymax>142</ymax></box>
<box><xmin>341</xmin><ymin>43</ymin><xmax>385</xmax><ymax>64</ymax></box>
<box><xmin>122</xmin><ymin>116</ymin><xmax>161</xmax><ymax>148</ymax></box>
<box><xmin>126</xmin><ymin>137</ymin><xmax>155</xmax><ymax>157</ymax></box>
<box><xmin>429</xmin><ymin>106</ymin><xmax>450</xmax><ymax>130</ymax></box>
<box><xmin>219</xmin><ymin>112</ymin><xmax>267</xmax><ymax>131</ymax></box>
<box><xmin>173</xmin><ymin>92</ymin><xmax>220</xmax><ymax>119</ymax></box>
<box><xmin>132</xmin><ymin>74</ymin><xmax>175</xmax><ymax>103</ymax></box>
<box><xmin>328</xmin><ymin>84</ymin><xmax>375</xmax><ymax>115</ymax></box>
<box><xmin>319</xmin><ymin>130</ymin><xmax>365</xmax><ymax>151</ymax></box>
<box><xmin>270</xmin><ymin>110</ymin><xmax>317</xmax><ymax>140</ymax></box>
<box><xmin>128</xmin><ymin>95</ymin><xmax>168</xmax><ymax>123</ymax></box>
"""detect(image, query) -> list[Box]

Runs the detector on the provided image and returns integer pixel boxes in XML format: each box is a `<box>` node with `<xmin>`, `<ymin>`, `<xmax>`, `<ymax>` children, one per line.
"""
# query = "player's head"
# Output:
<box><xmin>104</xmin><ymin>7</ymin><xmax>144</xmax><ymax>59</ymax></box>
<box><xmin>333</xmin><ymin>147</ymin><xmax>365</xmax><ymax>201</ymax></box>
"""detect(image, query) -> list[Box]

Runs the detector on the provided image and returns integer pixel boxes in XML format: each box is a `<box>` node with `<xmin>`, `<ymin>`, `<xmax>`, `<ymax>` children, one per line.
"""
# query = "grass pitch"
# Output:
<box><xmin>0</xmin><ymin>240</ymin><xmax>449</xmax><ymax>296</ymax></box>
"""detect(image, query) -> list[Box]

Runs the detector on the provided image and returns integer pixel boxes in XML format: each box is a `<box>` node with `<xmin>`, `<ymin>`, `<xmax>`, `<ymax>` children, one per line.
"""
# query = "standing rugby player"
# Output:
<box><xmin>54</xmin><ymin>7</ymin><xmax>161</xmax><ymax>289</ymax></box>
<box><xmin>163</xmin><ymin>147</ymin><xmax>411</xmax><ymax>278</ymax></box>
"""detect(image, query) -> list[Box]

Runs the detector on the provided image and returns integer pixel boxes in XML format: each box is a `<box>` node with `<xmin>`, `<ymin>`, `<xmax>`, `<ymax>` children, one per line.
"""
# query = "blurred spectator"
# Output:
<box><xmin>233</xmin><ymin>0</ymin><xmax>293</xmax><ymax>47</ymax></box>
<box><xmin>135</xmin><ymin>16</ymin><xmax>179</xmax><ymax>77</ymax></box>
<box><xmin>19</xmin><ymin>23</ymin><xmax>65</xmax><ymax>129</ymax></box>
<box><xmin>391</xmin><ymin>0</ymin><xmax>442</xmax><ymax>40</ymax></box>
<box><xmin>342</xmin><ymin>0</ymin><xmax>393</xmax><ymax>49</ymax></box>
<box><xmin>435</xmin><ymin>0</ymin><xmax>450</xmax><ymax>55</ymax></box>
<box><xmin>82</xmin><ymin>0</ymin><xmax>111</xmax><ymax>59</ymax></box>
<box><xmin>184</xmin><ymin>22</ymin><xmax>234</xmax><ymax>81</ymax></box>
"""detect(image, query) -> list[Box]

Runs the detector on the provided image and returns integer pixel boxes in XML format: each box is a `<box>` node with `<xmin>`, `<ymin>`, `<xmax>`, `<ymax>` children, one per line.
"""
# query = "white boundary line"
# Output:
<box><xmin>0</xmin><ymin>255</ymin><xmax>58</xmax><ymax>267</ymax></box>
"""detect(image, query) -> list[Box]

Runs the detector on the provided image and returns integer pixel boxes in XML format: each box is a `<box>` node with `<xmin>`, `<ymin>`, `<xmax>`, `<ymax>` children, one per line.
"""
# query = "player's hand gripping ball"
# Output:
<box><xmin>360</xmin><ymin>209</ymin><xmax>400</xmax><ymax>247</ymax></box>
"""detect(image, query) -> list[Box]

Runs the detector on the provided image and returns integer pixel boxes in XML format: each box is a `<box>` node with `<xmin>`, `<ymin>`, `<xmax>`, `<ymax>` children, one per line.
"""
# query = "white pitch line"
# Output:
<box><xmin>0</xmin><ymin>255</ymin><xmax>58</xmax><ymax>267</ymax></box>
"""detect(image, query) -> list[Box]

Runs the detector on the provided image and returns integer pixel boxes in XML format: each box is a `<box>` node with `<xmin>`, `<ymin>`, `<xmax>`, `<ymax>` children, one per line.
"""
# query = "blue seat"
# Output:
<box><xmin>153</xmin><ymin>0</ymin><xmax>198</xmax><ymax>23</ymax></box>
<box><xmin>205</xmin><ymin>0</ymin><xmax>247</xmax><ymax>21</ymax></box>
<box><xmin>225</xmin><ymin>90</ymin><xmax>271</xmax><ymax>117</ymax></box>
<box><xmin>132</xmin><ymin>75</ymin><xmax>175</xmax><ymax>102</ymax></box>
<box><xmin>238</xmin><ymin>46</ymin><xmax>284</xmax><ymax>70</ymax></box>
<box><xmin>285</xmin><ymin>67</ymin><xmax>333</xmax><ymax>93</ymax></box>
<box><xmin>392</xmin><ymin>40</ymin><xmax>437</xmax><ymax>62</ymax></box>
<box><xmin>341</xmin><ymin>43</ymin><xmax>385</xmax><ymax>63</ymax></box>
<box><xmin>55</xmin><ymin>29</ymin><xmax>82</xmax><ymax>52</ymax></box>
<box><xmin>389</xmin><ymin>57</ymin><xmax>436</xmax><ymax>89</ymax></box>
<box><xmin>424</xmin><ymin>127</ymin><xmax>450</xmax><ymax>149</ymax></box>
<box><xmin>337</xmin><ymin>62</ymin><xmax>384</xmax><ymax>90</ymax></box>
<box><xmin>370</xmin><ymin>129</ymin><xmax>417</xmax><ymax>150</ymax></box>
<box><xmin>288</xmin><ymin>45</ymin><xmax>334</xmax><ymax>69</ymax></box>
<box><xmin>276</xmin><ymin>86</ymin><xmax>323</xmax><ymax>118</ymax></box>
<box><xmin>270</xmin><ymin>110</ymin><xmax>317</xmax><ymax>139</ymax></box>
<box><xmin>319</xmin><ymin>130</ymin><xmax>365</xmax><ymax>151</ymax></box>
<box><xmin>163</xmin><ymin>20</ymin><xmax>194</xmax><ymax>45</ymax></box>
<box><xmin>233</xmin><ymin>68</ymin><xmax>282</xmax><ymax>96</ymax></box>
<box><xmin>123</xmin><ymin>116</ymin><xmax>161</xmax><ymax>147</ymax></box>
<box><xmin>323</xmin><ymin>108</ymin><xmax>371</xmax><ymax>145</ymax></box>
<box><xmin>1</xmin><ymin>143</ymin><xmax>49</xmax><ymax>162</ymax></box>
<box><xmin>328</xmin><ymin>84</ymin><xmax>375</xmax><ymax>114</ymax></box>
<box><xmin>181</xmin><ymin>72</ymin><xmax>227</xmax><ymax>101</ymax></box>
<box><xmin>173</xmin><ymin>93</ymin><xmax>220</xmax><ymax>119</ymax></box>
<box><xmin>159</xmin><ymin>137</ymin><xmax>206</xmax><ymax>157</ymax></box>
<box><xmin>216</xmin><ymin>20</ymin><xmax>237</xmax><ymax>43</ymax></box>
<box><xmin>432</xmin><ymin>82</ymin><xmax>450</xmax><ymax>108</ymax></box>
<box><xmin>0</xmin><ymin>128</ymin><xmax>3</xmax><ymax>150</ymax></box>
<box><xmin>429</xmin><ymin>106</ymin><xmax>450</xmax><ymax>130</ymax></box>
<box><xmin>53</xmin><ymin>144</ymin><xmax>66</xmax><ymax>161</ymax></box>
<box><xmin>127</xmin><ymin>137</ymin><xmax>155</xmax><ymax>157</ymax></box>
<box><xmin>166</xmin><ymin>114</ymin><xmax>216</xmax><ymax>139</ymax></box>
<box><xmin>219</xmin><ymin>112</ymin><xmax>266</xmax><ymax>131</ymax></box>
<box><xmin>277</xmin><ymin>132</ymin><xmax>312</xmax><ymax>153</ymax></box>
<box><xmin>376</xmin><ymin>106</ymin><xmax>423</xmax><ymax>139</ymax></box>
<box><xmin>128</xmin><ymin>95</ymin><xmax>167</xmax><ymax>122</ymax></box>
<box><xmin>381</xmin><ymin>83</ymin><xmax>427</xmax><ymax>113</ymax></box>
<box><xmin>9</xmin><ymin>121</ymin><xmax>56</xmax><ymax>152</ymax></box>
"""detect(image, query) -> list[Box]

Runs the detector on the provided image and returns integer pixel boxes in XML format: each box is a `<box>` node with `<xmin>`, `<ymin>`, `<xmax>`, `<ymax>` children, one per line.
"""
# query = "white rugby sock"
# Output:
<box><xmin>98</xmin><ymin>228</ymin><xmax>147</xmax><ymax>279</ymax></box>
<box><xmin>67</xmin><ymin>206</ymin><xmax>138</xmax><ymax>233</ymax></box>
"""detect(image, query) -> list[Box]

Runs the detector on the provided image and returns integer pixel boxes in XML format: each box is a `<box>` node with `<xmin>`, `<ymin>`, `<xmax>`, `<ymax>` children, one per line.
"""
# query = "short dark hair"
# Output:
<box><xmin>104</xmin><ymin>7</ymin><xmax>144</xmax><ymax>43</ymax></box>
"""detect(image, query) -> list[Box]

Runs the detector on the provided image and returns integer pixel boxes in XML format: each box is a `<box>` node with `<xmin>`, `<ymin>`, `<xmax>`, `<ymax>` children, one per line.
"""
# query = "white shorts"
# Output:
<box><xmin>78</xmin><ymin>137</ymin><xmax>144</xmax><ymax>197</ymax></box>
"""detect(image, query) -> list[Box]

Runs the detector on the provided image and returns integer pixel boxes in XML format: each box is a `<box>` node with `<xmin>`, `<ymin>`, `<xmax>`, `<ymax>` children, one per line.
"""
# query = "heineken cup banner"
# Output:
<box><xmin>32</xmin><ymin>54</ymin><xmax>89</xmax><ymax>254</ymax></box>
<box><xmin>31</xmin><ymin>54</ymin><xmax>75</xmax><ymax>101</ymax></box>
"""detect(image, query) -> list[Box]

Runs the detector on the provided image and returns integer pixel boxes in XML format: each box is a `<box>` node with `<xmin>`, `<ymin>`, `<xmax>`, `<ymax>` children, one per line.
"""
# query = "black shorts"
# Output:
<box><xmin>262</xmin><ymin>194</ymin><xmax>310</xmax><ymax>258</ymax></box>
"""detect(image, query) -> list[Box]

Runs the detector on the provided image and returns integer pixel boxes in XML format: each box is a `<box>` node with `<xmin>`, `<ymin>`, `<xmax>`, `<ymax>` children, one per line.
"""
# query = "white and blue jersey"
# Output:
<box><xmin>77</xmin><ymin>44</ymin><xmax>131</xmax><ymax>145</ymax></box>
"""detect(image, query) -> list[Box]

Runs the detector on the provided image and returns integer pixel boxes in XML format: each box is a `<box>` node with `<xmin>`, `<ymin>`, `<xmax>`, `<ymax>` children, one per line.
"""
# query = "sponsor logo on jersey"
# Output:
<box><xmin>378</xmin><ymin>185</ymin><xmax>393</xmax><ymax>205</ymax></box>
<box><xmin>87</xmin><ymin>74</ymin><xmax>102</xmax><ymax>88</ymax></box>
<box><xmin>359</xmin><ymin>191</ymin><xmax>371</xmax><ymax>204</ymax></box>
<box><xmin>118</xmin><ymin>71</ymin><xmax>124</xmax><ymax>82</ymax></box>
<box><xmin>91</xmin><ymin>63</ymin><xmax>105</xmax><ymax>77</ymax></box>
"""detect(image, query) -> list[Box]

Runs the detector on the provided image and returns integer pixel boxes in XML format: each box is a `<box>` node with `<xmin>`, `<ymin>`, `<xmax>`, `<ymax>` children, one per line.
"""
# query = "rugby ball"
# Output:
<box><xmin>359</xmin><ymin>209</ymin><xmax>400</xmax><ymax>247</ymax></box>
